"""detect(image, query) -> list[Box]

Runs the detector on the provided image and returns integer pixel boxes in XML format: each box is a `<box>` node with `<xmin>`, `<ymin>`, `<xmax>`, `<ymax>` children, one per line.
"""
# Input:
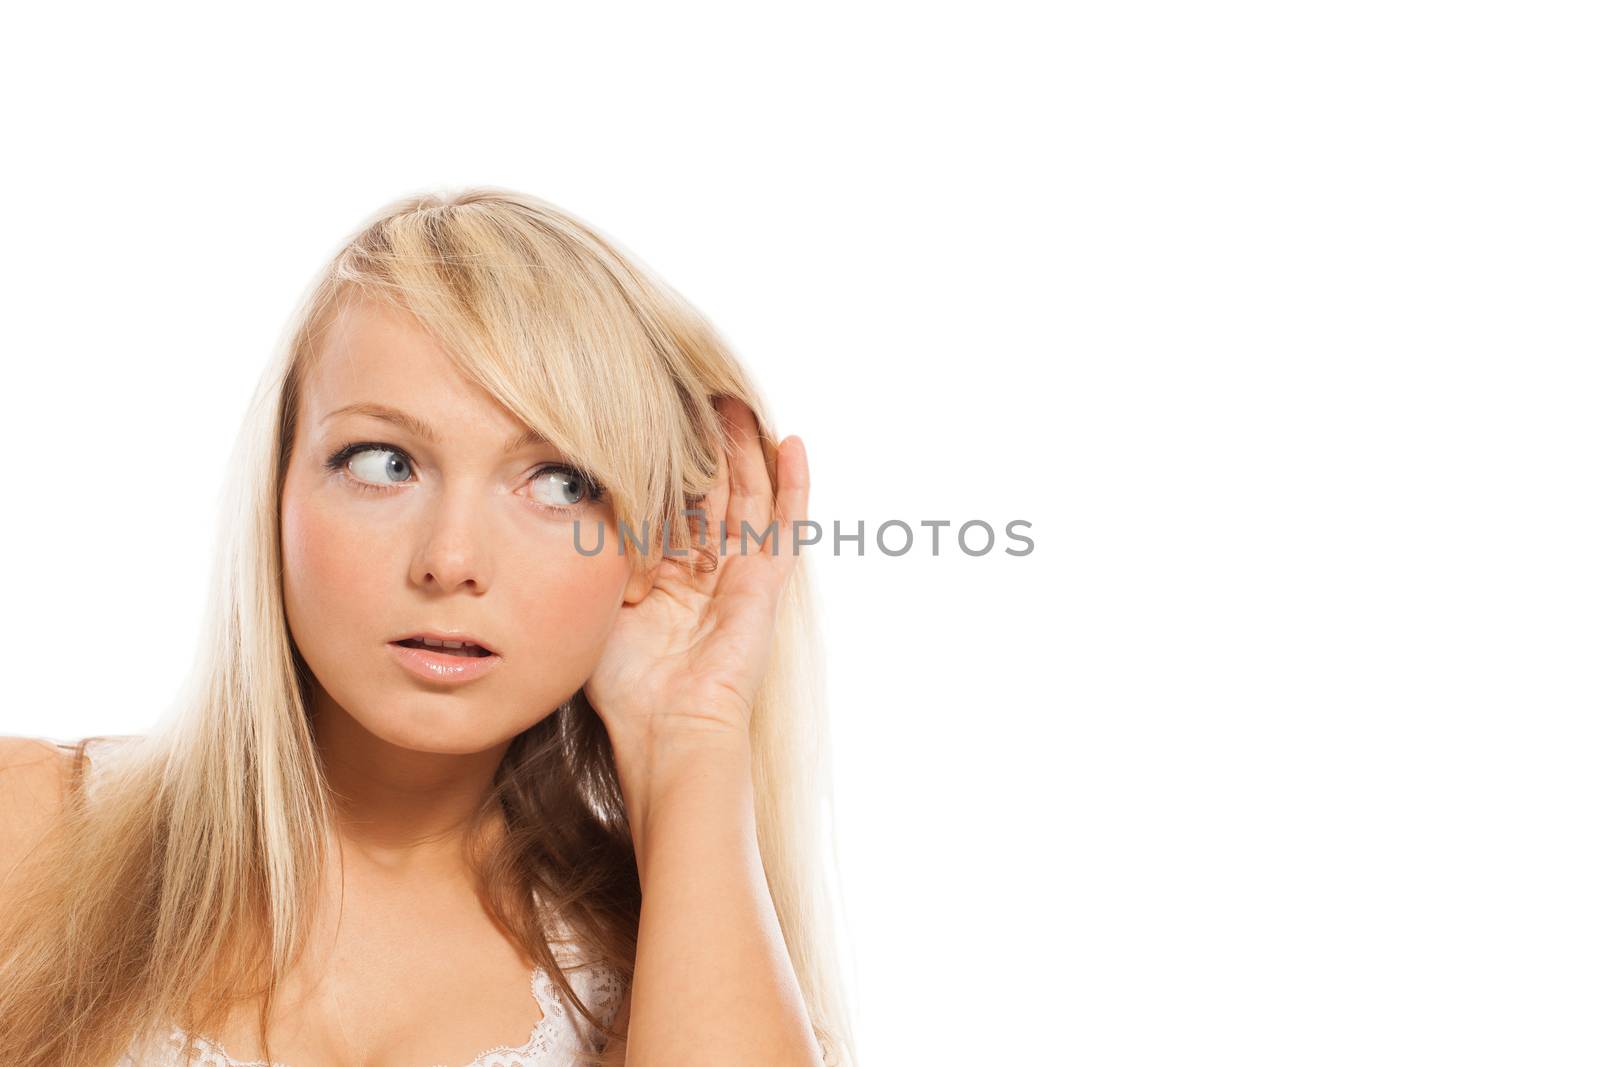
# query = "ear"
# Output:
<box><xmin>622</xmin><ymin>558</ymin><xmax>660</xmax><ymax>605</ymax></box>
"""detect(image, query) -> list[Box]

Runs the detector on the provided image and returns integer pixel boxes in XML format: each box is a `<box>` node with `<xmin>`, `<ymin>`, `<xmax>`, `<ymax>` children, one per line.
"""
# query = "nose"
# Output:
<box><xmin>408</xmin><ymin>485</ymin><xmax>493</xmax><ymax>594</ymax></box>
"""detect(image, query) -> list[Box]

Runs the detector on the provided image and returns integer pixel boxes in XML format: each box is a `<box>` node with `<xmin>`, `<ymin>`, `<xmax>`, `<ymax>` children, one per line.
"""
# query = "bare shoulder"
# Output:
<box><xmin>0</xmin><ymin>736</ymin><xmax>73</xmax><ymax>882</ymax></box>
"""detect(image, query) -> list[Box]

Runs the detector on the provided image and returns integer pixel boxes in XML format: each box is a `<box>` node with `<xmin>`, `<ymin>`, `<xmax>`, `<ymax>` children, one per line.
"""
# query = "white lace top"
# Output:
<box><xmin>111</xmin><ymin>955</ymin><xmax>627</xmax><ymax>1067</ymax></box>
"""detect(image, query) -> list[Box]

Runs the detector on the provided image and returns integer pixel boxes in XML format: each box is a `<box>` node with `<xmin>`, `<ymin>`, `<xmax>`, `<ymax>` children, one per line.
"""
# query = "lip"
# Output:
<box><xmin>389</xmin><ymin>629</ymin><xmax>499</xmax><ymax>655</ymax></box>
<box><xmin>386</xmin><ymin>640</ymin><xmax>504</xmax><ymax>685</ymax></box>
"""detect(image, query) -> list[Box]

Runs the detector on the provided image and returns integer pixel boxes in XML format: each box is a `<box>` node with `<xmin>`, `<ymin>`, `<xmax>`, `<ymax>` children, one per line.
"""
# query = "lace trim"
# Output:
<box><xmin>151</xmin><ymin>960</ymin><xmax>626</xmax><ymax>1067</ymax></box>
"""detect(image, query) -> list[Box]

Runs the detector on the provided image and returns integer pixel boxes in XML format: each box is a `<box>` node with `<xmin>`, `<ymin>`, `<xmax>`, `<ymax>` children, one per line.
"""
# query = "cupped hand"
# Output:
<box><xmin>582</xmin><ymin>395</ymin><xmax>809</xmax><ymax>754</ymax></box>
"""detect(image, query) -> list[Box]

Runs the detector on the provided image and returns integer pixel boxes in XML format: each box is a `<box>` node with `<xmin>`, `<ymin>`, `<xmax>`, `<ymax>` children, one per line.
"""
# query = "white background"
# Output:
<box><xmin>2</xmin><ymin>3</ymin><xmax>1595</xmax><ymax>1064</ymax></box>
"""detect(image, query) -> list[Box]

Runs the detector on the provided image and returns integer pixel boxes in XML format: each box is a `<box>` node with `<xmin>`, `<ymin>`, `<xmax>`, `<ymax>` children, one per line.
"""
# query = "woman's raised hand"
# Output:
<box><xmin>582</xmin><ymin>395</ymin><xmax>809</xmax><ymax>756</ymax></box>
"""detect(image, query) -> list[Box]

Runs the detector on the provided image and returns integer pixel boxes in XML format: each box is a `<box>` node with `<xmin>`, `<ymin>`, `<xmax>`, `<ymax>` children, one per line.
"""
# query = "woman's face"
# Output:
<box><xmin>280</xmin><ymin>296</ymin><xmax>652</xmax><ymax>753</ymax></box>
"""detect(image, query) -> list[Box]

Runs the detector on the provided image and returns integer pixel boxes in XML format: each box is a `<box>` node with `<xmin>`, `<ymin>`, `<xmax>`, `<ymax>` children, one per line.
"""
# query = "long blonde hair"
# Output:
<box><xmin>0</xmin><ymin>187</ymin><xmax>856</xmax><ymax>1067</ymax></box>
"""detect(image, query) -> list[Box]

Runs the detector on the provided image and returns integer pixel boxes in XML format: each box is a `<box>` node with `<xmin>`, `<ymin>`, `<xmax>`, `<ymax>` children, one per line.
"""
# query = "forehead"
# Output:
<box><xmin>307</xmin><ymin>298</ymin><xmax>453</xmax><ymax>401</ymax></box>
<box><xmin>300</xmin><ymin>297</ymin><xmax>515</xmax><ymax>436</ymax></box>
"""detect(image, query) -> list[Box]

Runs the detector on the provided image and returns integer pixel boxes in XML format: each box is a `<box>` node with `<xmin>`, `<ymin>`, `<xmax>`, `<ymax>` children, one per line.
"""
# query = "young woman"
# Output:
<box><xmin>0</xmin><ymin>188</ymin><xmax>855</xmax><ymax>1067</ymax></box>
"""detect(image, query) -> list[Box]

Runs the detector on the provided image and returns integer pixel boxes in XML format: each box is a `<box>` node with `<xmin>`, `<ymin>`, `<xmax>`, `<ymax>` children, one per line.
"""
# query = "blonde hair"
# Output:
<box><xmin>0</xmin><ymin>187</ymin><xmax>856</xmax><ymax>1067</ymax></box>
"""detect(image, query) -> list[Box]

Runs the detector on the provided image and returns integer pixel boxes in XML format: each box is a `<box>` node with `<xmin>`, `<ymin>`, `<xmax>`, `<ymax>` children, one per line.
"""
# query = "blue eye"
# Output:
<box><xmin>349</xmin><ymin>447</ymin><xmax>412</xmax><ymax>485</ymax></box>
<box><xmin>528</xmin><ymin>466</ymin><xmax>601</xmax><ymax>509</ymax></box>
<box><xmin>323</xmin><ymin>442</ymin><xmax>415</xmax><ymax>490</ymax></box>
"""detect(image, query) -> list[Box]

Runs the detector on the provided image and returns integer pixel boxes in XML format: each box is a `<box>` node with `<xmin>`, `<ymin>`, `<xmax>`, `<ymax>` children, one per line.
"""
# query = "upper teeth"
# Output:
<box><xmin>421</xmin><ymin>637</ymin><xmax>475</xmax><ymax>649</ymax></box>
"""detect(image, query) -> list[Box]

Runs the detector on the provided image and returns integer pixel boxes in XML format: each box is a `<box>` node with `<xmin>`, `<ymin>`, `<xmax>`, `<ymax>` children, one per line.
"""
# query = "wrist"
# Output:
<box><xmin>609</xmin><ymin>718</ymin><xmax>755</xmax><ymax>855</ymax></box>
<box><xmin>613</xmin><ymin>719</ymin><xmax>751</xmax><ymax>789</ymax></box>
<box><xmin>605</xmin><ymin>704</ymin><xmax>752</xmax><ymax>766</ymax></box>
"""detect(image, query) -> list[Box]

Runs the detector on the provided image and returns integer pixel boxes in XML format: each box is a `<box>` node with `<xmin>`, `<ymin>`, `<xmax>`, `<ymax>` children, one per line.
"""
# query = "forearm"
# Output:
<box><xmin>613</xmin><ymin>725</ymin><xmax>823</xmax><ymax>1067</ymax></box>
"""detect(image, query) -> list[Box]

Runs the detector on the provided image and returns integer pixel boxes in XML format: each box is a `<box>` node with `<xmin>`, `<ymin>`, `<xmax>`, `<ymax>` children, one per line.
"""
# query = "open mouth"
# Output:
<box><xmin>392</xmin><ymin>637</ymin><xmax>495</xmax><ymax>658</ymax></box>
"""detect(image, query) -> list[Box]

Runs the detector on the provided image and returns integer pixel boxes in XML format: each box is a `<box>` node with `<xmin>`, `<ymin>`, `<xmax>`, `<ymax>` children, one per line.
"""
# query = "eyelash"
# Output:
<box><xmin>321</xmin><ymin>441</ymin><xmax>606</xmax><ymax>511</ymax></box>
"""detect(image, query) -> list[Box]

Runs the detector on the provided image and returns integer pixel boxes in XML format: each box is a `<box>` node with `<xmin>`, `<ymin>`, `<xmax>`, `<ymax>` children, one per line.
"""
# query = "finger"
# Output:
<box><xmin>774</xmin><ymin>435</ymin><xmax>809</xmax><ymax>556</ymax></box>
<box><xmin>689</xmin><ymin>422</ymin><xmax>731</xmax><ymax>580</ymax></box>
<box><xmin>718</xmin><ymin>395</ymin><xmax>774</xmax><ymax>551</ymax></box>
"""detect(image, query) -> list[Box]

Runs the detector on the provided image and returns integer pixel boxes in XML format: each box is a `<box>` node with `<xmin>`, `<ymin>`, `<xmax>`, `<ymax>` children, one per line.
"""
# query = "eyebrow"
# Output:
<box><xmin>324</xmin><ymin>402</ymin><xmax>549</xmax><ymax>454</ymax></box>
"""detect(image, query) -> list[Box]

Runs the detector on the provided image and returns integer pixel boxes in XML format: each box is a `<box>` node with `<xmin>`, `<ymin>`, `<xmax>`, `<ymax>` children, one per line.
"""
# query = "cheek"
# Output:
<box><xmin>280</xmin><ymin>484</ymin><xmax>391</xmax><ymax>665</ymax></box>
<box><xmin>500</xmin><ymin>524</ymin><xmax>633</xmax><ymax>674</ymax></box>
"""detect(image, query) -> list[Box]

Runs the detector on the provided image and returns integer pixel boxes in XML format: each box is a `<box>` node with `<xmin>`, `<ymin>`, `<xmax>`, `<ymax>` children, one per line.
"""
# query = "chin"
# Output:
<box><xmin>373</xmin><ymin>688</ymin><xmax>571</xmax><ymax>750</ymax></box>
<box><xmin>362</xmin><ymin>696</ymin><xmax>512</xmax><ymax>750</ymax></box>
